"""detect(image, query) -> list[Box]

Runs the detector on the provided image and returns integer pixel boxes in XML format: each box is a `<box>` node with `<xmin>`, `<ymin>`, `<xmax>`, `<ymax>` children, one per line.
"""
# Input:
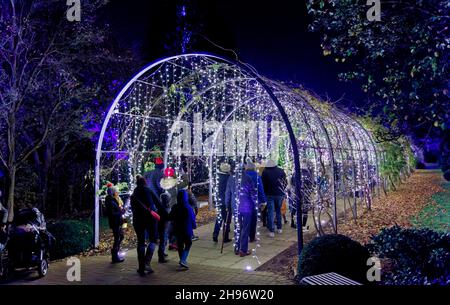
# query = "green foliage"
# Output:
<box><xmin>298</xmin><ymin>234</ymin><xmax>370</xmax><ymax>284</ymax></box>
<box><xmin>380</xmin><ymin>141</ymin><xmax>407</xmax><ymax>180</ymax></box>
<box><xmin>444</xmin><ymin>170</ymin><xmax>450</xmax><ymax>182</ymax></box>
<box><xmin>307</xmin><ymin>0</ymin><xmax>449</xmax><ymax>134</ymax></box>
<box><xmin>47</xmin><ymin>220</ymin><xmax>93</xmax><ymax>259</ymax></box>
<box><xmin>367</xmin><ymin>226</ymin><xmax>450</xmax><ymax>285</ymax></box>
<box><xmin>144</xmin><ymin>161</ymin><xmax>155</xmax><ymax>172</ymax></box>
<box><xmin>97</xmin><ymin>181</ymin><xmax>129</xmax><ymax>197</ymax></box>
<box><xmin>359</xmin><ymin>116</ymin><xmax>414</xmax><ymax>184</ymax></box>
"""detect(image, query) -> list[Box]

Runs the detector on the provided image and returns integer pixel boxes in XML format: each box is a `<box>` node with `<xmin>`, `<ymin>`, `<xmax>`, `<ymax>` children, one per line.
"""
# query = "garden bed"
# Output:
<box><xmin>257</xmin><ymin>170</ymin><xmax>447</xmax><ymax>281</ymax></box>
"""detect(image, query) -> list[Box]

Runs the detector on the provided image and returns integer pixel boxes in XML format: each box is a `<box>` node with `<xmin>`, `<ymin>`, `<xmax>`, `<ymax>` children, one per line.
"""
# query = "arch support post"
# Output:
<box><xmin>94</xmin><ymin>152</ymin><xmax>100</xmax><ymax>248</ymax></box>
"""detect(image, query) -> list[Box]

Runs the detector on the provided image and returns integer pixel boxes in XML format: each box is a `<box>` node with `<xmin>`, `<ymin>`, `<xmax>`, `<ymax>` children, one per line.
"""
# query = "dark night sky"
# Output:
<box><xmin>104</xmin><ymin>0</ymin><xmax>367</xmax><ymax>107</ymax></box>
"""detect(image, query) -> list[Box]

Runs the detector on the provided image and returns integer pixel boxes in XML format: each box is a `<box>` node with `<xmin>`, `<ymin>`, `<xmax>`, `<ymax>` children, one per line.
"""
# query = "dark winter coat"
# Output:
<box><xmin>105</xmin><ymin>195</ymin><xmax>124</xmax><ymax>229</ymax></box>
<box><xmin>169</xmin><ymin>189</ymin><xmax>197</xmax><ymax>240</ymax></box>
<box><xmin>130</xmin><ymin>185</ymin><xmax>158</xmax><ymax>226</ymax></box>
<box><xmin>217</xmin><ymin>172</ymin><xmax>230</xmax><ymax>208</ymax></box>
<box><xmin>238</xmin><ymin>170</ymin><xmax>266</xmax><ymax>214</ymax></box>
<box><xmin>188</xmin><ymin>191</ymin><xmax>198</xmax><ymax>215</ymax></box>
<box><xmin>262</xmin><ymin>166</ymin><xmax>287</xmax><ymax>197</ymax></box>
<box><xmin>144</xmin><ymin>164</ymin><xmax>164</xmax><ymax>209</ymax></box>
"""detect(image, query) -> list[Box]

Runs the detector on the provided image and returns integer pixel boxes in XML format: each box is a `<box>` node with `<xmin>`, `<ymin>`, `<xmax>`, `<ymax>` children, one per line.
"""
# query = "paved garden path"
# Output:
<box><xmin>6</xmin><ymin>221</ymin><xmax>297</xmax><ymax>285</ymax></box>
<box><xmin>5</xmin><ymin>186</ymin><xmax>358</xmax><ymax>285</ymax></box>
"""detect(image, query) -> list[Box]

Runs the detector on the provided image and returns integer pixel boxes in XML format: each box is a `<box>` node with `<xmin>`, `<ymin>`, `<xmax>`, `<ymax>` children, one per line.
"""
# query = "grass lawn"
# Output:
<box><xmin>411</xmin><ymin>179</ymin><xmax>450</xmax><ymax>232</ymax></box>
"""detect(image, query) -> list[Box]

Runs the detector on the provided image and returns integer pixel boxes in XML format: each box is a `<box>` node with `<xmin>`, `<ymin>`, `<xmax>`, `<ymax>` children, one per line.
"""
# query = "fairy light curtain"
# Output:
<box><xmin>94</xmin><ymin>53</ymin><xmax>382</xmax><ymax>262</ymax></box>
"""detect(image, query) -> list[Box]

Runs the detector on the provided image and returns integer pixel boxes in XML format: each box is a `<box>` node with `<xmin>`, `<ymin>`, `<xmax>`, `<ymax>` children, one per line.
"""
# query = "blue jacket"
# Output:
<box><xmin>217</xmin><ymin>172</ymin><xmax>230</xmax><ymax>208</ymax></box>
<box><xmin>169</xmin><ymin>189</ymin><xmax>197</xmax><ymax>240</ymax></box>
<box><xmin>238</xmin><ymin>170</ymin><xmax>266</xmax><ymax>214</ymax></box>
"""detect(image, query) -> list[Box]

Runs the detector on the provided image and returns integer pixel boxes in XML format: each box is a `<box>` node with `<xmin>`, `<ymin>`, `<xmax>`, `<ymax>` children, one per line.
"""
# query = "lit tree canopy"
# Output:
<box><xmin>307</xmin><ymin>0</ymin><xmax>450</xmax><ymax>135</ymax></box>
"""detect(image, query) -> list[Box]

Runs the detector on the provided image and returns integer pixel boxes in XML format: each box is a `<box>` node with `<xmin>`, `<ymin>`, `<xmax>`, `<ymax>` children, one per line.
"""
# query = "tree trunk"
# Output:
<box><xmin>7</xmin><ymin>166</ymin><xmax>16</xmax><ymax>223</ymax></box>
<box><xmin>41</xmin><ymin>143</ymin><xmax>52</xmax><ymax>213</ymax></box>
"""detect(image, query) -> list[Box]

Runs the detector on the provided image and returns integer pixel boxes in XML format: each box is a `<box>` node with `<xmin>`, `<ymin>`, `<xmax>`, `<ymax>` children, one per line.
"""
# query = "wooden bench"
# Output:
<box><xmin>300</xmin><ymin>272</ymin><xmax>362</xmax><ymax>285</ymax></box>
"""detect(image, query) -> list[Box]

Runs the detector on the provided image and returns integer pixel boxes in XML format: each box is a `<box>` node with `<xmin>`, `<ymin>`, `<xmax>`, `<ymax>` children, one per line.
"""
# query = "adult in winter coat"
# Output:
<box><xmin>104</xmin><ymin>185</ymin><xmax>125</xmax><ymax>263</ymax></box>
<box><xmin>144</xmin><ymin>157</ymin><xmax>169</xmax><ymax>263</ymax></box>
<box><xmin>235</xmin><ymin>159</ymin><xmax>266</xmax><ymax>256</ymax></box>
<box><xmin>169</xmin><ymin>189</ymin><xmax>197</xmax><ymax>269</ymax></box>
<box><xmin>130</xmin><ymin>175</ymin><xmax>159</xmax><ymax>276</ymax></box>
<box><xmin>261</xmin><ymin>159</ymin><xmax>287</xmax><ymax>237</ymax></box>
<box><xmin>212</xmin><ymin>163</ymin><xmax>232</xmax><ymax>243</ymax></box>
<box><xmin>288</xmin><ymin>161</ymin><xmax>314</xmax><ymax>231</ymax></box>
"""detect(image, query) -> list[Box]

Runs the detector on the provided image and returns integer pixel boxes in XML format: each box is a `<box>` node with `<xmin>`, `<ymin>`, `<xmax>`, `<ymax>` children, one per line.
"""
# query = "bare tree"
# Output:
<box><xmin>0</xmin><ymin>0</ymin><xmax>132</xmax><ymax>221</ymax></box>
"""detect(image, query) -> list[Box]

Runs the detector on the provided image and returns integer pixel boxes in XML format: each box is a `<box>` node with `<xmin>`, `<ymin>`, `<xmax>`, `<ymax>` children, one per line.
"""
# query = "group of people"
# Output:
<box><xmin>213</xmin><ymin>157</ymin><xmax>313</xmax><ymax>257</ymax></box>
<box><xmin>104</xmin><ymin>157</ymin><xmax>197</xmax><ymax>276</ymax></box>
<box><xmin>104</xmin><ymin>156</ymin><xmax>313</xmax><ymax>276</ymax></box>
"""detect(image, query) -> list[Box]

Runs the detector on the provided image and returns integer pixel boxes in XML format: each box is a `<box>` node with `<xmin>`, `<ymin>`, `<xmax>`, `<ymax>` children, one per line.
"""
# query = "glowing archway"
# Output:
<box><xmin>94</xmin><ymin>53</ymin><xmax>381</xmax><ymax>261</ymax></box>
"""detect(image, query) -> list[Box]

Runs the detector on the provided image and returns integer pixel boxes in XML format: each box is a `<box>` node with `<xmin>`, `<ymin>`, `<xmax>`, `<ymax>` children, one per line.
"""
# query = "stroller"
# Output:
<box><xmin>1</xmin><ymin>208</ymin><xmax>54</xmax><ymax>278</ymax></box>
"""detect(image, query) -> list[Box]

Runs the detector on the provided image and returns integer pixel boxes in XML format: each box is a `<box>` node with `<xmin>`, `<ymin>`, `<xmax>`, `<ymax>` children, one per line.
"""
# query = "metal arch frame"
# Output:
<box><xmin>94</xmin><ymin>53</ymin><xmax>305</xmax><ymax>257</ymax></box>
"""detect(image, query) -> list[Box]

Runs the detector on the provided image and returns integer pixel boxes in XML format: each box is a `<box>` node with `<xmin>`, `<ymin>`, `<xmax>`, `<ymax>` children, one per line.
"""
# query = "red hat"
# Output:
<box><xmin>164</xmin><ymin>167</ymin><xmax>175</xmax><ymax>178</ymax></box>
<box><xmin>154</xmin><ymin>157</ymin><xmax>163</xmax><ymax>165</ymax></box>
<box><xmin>106</xmin><ymin>182</ymin><xmax>113</xmax><ymax>188</ymax></box>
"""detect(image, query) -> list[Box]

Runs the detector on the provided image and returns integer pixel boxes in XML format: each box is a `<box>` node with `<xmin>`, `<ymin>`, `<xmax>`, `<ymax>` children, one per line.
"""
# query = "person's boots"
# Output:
<box><xmin>158</xmin><ymin>250</ymin><xmax>168</xmax><ymax>263</ymax></box>
<box><xmin>137</xmin><ymin>246</ymin><xmax>146</xmax><ymax>276</ymax></box>
<box><xmin>144</xmin><ymin>247</ymin><xmax>154</xmax><ymax>273</ymax></box>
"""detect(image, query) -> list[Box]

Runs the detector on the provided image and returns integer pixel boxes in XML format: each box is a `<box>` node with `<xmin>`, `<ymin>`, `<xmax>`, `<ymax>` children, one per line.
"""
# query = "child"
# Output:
<box><xmin>169</xmin><ymin>189</ymin><xmax>197</xmax><ymax>269</ymax></box>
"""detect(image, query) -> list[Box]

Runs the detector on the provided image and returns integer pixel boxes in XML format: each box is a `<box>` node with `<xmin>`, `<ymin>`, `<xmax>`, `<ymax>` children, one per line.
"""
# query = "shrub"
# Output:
<box><xmin>298</xmin><ymin>234</ymin><xmax>371</xmax><ymax>284</ymax></box>
<box><xmin>47</xmin><ymin>219</ymin><xmax>93</xmax><ymax>259</ymax></box>
<box><xmin>367</xmin><ymin>226</ymin><xmax>450</xmax><ymax>285</ymax></box>
<box><xmin>416</xmin><ymin>161</ymin><xmax>426</xmax><ymax>169</ymax></box>
<box><xmin>443</xmin><ymin>170</ymin><xmax>450</xmax><ymax>181</ymax></box>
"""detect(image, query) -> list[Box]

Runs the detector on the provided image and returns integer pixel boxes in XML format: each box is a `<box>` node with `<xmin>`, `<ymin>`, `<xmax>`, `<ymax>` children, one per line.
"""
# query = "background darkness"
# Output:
<box><xmin>103</xmin><ymin>0</ymin><xmax>366</xmax><ymax>108</ymax></box>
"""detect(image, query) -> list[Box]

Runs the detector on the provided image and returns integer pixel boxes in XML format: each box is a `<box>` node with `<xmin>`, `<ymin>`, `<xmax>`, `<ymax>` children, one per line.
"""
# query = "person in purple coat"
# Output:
<box><xmin>169</xmin><ymin>189</ymin><xmax>197</xmax><ymax>269</ymax></box>
<box><xmin>235</xmin><ymin>158</ymin><xmax>266</xmax><ymax>257</ymax></box>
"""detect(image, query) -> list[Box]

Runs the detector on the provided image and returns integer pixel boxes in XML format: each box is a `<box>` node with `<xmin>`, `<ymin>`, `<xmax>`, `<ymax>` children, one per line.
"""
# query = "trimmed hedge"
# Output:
<box><xmin>298</xmin><ymin>234</ymin><xmax>370</xmax><ymax>284</ymax></box>
<box><xmin>47</xmin><ymin>219</ymin><xmax>93</xmax><ymax>259</ymax></box>
<box><xmin>367</xmin><ymin>226</ymin><xmax>450</xmax><ymax>285</ymax></box>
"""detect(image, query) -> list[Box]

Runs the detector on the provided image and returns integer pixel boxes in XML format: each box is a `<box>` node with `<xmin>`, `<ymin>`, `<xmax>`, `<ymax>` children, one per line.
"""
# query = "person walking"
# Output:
<box><xmin>105</xmin><ymin>184</ymin><xmax>125</xmax><ymax>263</ymax></box>
<box><xmin>262</xmin><ymin>159</ymin><xmax>287</xmax><ymax>237</ymax></box>
<box><xmin>144</xmin><ymin>157</ymin><xmax>169</xmax><ymax>263</ymax></box>
<box><xmin>235</xmin><ymin>159</ymin><xmax>266</xmax><ymax>256</ymax></box>
<box><xmin>159</xmin><ymin>167</ymin><xmax>178</xmax><ymax>251</ymax></box>
<box><xmin>130</xmin><ymin>175</ymin><xmax>160</xmax><ymax>276</ymax></box>
<box><xmin>288</xmin><ymin>160</ymin><xmax>313</xmax><ymax>232</ymax></box>
<box><xmin>225</xmin><ymin>172</ymin><xmax>237</xmax><ymax>243</ymax></box>
<box><xmin>169</xmin><ymin>188</ymin><xmax>197</xmax><ymax>269</ymax></box>
<box><xmin>299</xmin><ymin>162</ymin><xmax>314</xmax><ymax>232</ymax></box>
<box><xmin>212</xmin><ymin>162</ymin><xmax>232</xmax><ymax>243</ymax></box>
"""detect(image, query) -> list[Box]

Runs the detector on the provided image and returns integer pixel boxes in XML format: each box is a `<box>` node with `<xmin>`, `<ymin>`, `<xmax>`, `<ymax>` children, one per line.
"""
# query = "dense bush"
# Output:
<box><xmin>444</xmin><ymin>170</ymin><xmax>450</xmax><ymax>182</ymax></box>
<box><xmin>416</xmin><ymin>161</ymin><xmax>426</xmax><ymax>169</ymax></box>
<box><xmin>367</xmin><ymin>226</ymin><xmax>450</xmax><ymax>285</ymax></box>
<box><xmin>298</xmin><ymin>234</ymin><xmax>371</xmax><ymax>284</ymax></box>
<box><xmin>47</xmin><ymin>220</ymin><xmax>93</xmax><ymax>259</ymax></box>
